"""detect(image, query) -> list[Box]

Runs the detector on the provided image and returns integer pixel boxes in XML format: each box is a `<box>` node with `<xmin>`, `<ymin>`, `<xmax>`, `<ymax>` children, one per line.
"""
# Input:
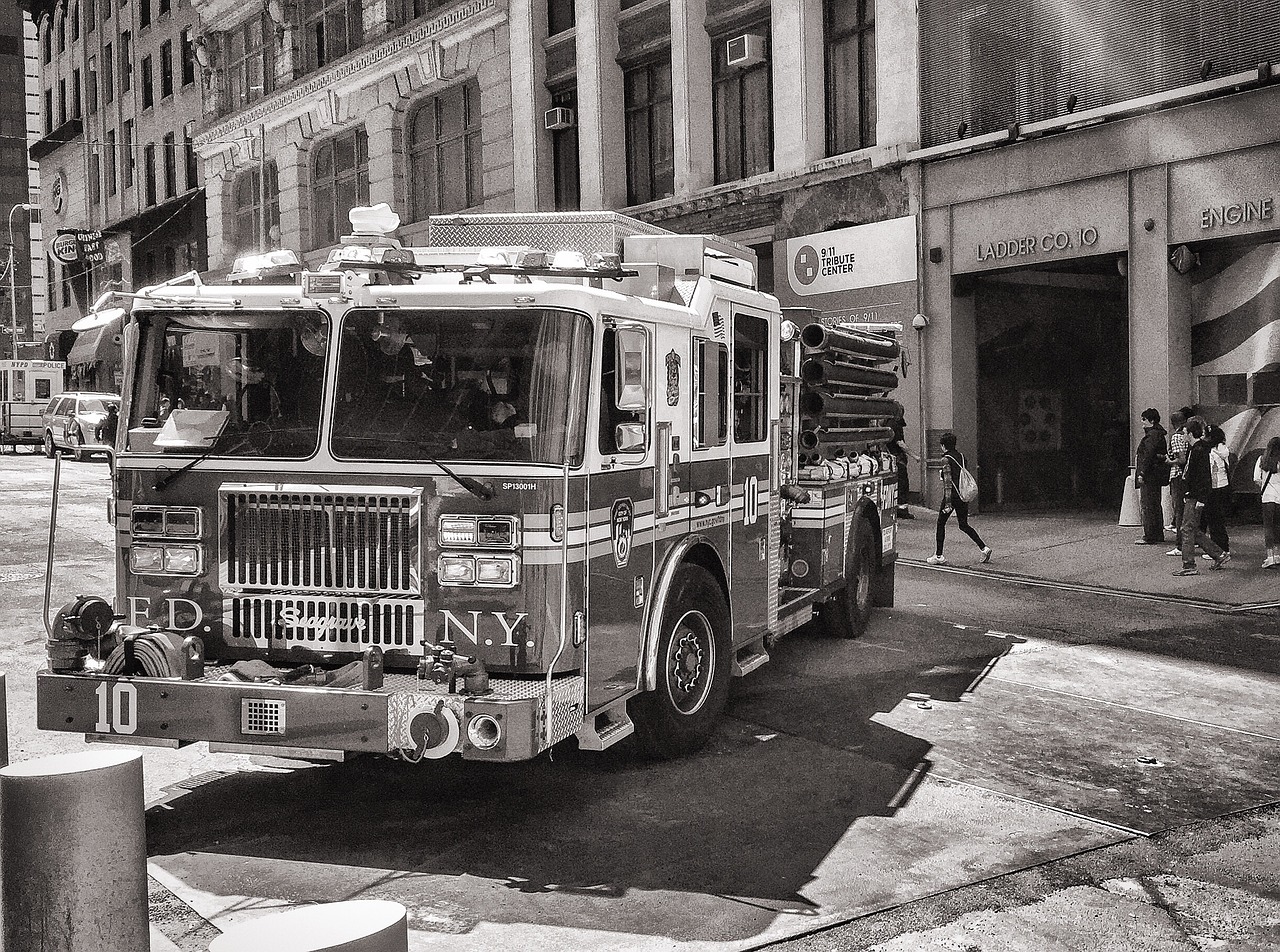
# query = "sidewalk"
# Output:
<box><xmin>896</xmin><ymin>506</ymin><xmax>1280</xmax><ymax>610</ymax></box>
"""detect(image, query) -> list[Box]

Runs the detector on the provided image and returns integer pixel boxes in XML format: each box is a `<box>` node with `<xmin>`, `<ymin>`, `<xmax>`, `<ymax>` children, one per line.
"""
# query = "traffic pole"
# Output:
<box><xmin>210</xmin><ymin>900</ymin><xmax>409</xmax><ymax>951</ymax></box>
<box><xmin>0</xmin><ymin>672</ymin><xmax>7</xmax><ymax>767</ymax></box>
<box><xmin>0</xmin><ymin>749</ymin><xmax>148</xmax><ymax>952</ymax></box>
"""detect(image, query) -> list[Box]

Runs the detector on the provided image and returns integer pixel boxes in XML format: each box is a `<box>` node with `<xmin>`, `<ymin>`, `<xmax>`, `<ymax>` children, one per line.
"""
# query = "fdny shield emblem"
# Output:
<box><xmin>665</xmin><ymin>350</ymin><xmax>680</xmax><ymax>406</ymax></box>
<box><xmin>611</xmin><ymin>498</ymin><xmax>634</xmax><ymax>568</ymax></box>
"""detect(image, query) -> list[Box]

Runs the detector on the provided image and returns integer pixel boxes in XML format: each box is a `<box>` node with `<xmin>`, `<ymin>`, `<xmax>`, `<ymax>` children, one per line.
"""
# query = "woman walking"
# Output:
<box><xmin>1202</xmin><ymin>424</ymin><xmax>1231</xmax><ymax>558</ymax></box>
<box><xmin>927</xmin><ymin>432</ymin><xmax>992</xmax><ymax>565</ymax></box>
<box><xmin>1255</xmin><ymin>437</ymin><xmax>1280</xmax><ymax>568</ymax></box>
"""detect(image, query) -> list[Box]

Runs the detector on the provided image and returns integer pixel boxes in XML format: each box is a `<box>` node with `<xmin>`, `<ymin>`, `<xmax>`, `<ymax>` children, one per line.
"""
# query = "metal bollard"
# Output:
<box><xmin>209</xmin><ymin>900</ymin><xmax>409</xmax><ymax>951</ymax></box>
<box><xmin>0</xmin><ymin>672</ymin><xmax>7</xmax><ymax>768</ymax></box>
<box><xmin>0</xmin><ymin>749</ymin><xmax>149</xmax><ymax>952</ymax></box>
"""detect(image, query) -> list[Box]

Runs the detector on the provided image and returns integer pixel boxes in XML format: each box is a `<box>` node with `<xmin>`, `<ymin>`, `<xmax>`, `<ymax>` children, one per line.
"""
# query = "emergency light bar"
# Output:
<box><xmin>227</xmin><ymin>250</ymin><xmax>302</xmax><ymax>284</ymax></box>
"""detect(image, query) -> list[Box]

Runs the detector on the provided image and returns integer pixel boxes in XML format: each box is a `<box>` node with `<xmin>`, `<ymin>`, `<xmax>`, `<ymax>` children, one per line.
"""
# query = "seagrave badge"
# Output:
<box><xmin>611</xmin><ymin>498</ymin><xmax>633</xmax><ymax>568</ymax></box>
<box><xmin>665</xmin><ymin>349</ymin><xmax>680</xmax><ymax>406</ymax></box>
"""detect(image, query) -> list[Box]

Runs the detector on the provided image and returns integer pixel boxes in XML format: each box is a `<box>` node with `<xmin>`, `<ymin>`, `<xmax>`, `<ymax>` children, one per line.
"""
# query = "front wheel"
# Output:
<box><xmin>68</xmin><ymin>427</ymin><xmax>83</xmax><ymax>462</ymax></box>
<box><xmin>43</xmin><ymin>431</ymin><xmax>56</xmax><ymax>459</ymax></box>
<box><xmin>632</xmin><ymin>565</ymin><xmax>731</xmax><ymax>758</ymax></box>
<box><xmin>820</xmin><ymin>518</ymin><xmax>876</xmax><ymax>639</ymax></box>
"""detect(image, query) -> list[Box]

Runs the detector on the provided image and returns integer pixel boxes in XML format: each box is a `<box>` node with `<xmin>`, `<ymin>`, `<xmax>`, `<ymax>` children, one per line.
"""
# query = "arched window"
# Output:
<box><xmin>311</xmin><ymin>127</ymin><xmax>368</xmax><ymax>248</ymax></box>
<box><xmin>233</xmin><ymin>162</ymin><xmax>280</xmax><ymax>252</ymax></box>
<box><xmin>408</xmin><ymin>80</ymin><xmax>482</xmax><ymax>222</ymax></box>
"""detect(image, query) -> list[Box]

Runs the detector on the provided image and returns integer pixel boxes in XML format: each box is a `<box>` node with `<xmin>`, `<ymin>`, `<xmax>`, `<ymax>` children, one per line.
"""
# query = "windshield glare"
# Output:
<box><xmin>332</xmin><ymin>308</ymin><xmax>591</xmax><ymax>465</ymax></box>
<box><xmin>130</xmin><ymin>311</ymin><xmax>327</xmax><ymax>457</ymax></box>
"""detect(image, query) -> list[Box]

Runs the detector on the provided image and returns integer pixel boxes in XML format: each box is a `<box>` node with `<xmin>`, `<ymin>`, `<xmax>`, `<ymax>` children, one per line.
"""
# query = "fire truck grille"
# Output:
<box><xmin>223</xmin><ymin>489</ymin><xmax>420</xmax><ymax>594</ymax></box>
<box><xmin>227</xmin><ymin>595</ymin><xmax>421</xmax><ymax>651</ymax></box>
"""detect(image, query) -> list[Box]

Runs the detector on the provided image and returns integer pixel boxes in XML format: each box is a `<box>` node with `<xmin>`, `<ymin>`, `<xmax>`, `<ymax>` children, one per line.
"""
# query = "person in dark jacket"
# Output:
<box><xmin>926</xmin><ymin>432</ymin><xmax>991</xmax><ymax>565</ymax></box>
<box><xmin>1175</xmin><ymin>417</ymin><xmax>1229</xmax><ymax>575</ymax></box>
<box><xmin>1133</xmin><ymin>408</ymin><xmax>1169</xmax><ymax>545</ymax></box>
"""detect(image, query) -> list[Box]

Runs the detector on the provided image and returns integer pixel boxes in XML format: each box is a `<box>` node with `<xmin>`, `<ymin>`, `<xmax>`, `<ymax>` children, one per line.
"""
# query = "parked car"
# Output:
<box><xmin>41</xmin><ymin>392</ymin><xmax>120</xmax><ymax>461</ymax></box>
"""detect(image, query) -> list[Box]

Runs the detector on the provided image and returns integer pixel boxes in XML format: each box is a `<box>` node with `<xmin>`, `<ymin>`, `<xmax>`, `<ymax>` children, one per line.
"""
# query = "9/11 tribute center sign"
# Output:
<box><xmin>780</xmin><ymin>216</ymin><xmax>918</xmax><ymax>327</ymax></box>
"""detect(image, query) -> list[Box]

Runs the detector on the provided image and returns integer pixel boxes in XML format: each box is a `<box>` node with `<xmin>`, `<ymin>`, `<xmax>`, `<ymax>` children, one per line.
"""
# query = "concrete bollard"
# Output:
<box><xmin>1118</xmin><ymin>469</ymin><xmax>1142</xmax><ymax>527</ymax></box>
<box><xmin>209</xmin><ymin>900</ymin><xmax>409</xmax><ymax>952</ymax></box>
<box><xmin>0</xmin><ymin>749</ymin><xmax>149</xmax><ymax>952</ymax></box>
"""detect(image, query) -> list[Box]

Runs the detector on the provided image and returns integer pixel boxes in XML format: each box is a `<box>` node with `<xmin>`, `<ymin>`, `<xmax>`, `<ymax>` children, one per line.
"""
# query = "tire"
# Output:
<box><xmin>43</xmin><ymin>430</ymin><xmax>56</xmax><ymax>459</ymax></box>
<box><xmin>820</xmin><ymin>518</ymin><xmax>876</xmax><ymax>639</ymax></box>
<box><xmin>68</xmin><ymin>427</ymin><xmax>83</xmax><ymax>462</ymax></box>
<box><xmin>632</xmin><ymin>565</ymin><xmax>732</xmax><ymax>758</ymax></box>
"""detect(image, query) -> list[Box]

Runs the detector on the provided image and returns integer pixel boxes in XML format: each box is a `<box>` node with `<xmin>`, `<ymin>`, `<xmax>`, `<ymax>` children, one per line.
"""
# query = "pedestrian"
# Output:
<box><xmin>927</xmin><ymin>432</ymin><xmax>992</xmax><ymax>565</ymax></box>
<box><xmin>1254</xmin><ymin>436</ymin><xmax>1280</xmax><ymax>568</ymax></box>
<box><xmin>1165</xmin><ymin>408</ymin><xmax>1192</xmax><ymax>556</ymax></box>
<box><xmin>888</xmin><ymin>414</ymin><xmax>913</xmax><ymax>519</ymax></box>
<box><xmin>1201</xmin><ymin>423</ymin><xmax>1231</xmax><ymax>559</ymax></box>
<box><xmin>1173</xmin><ymin>416</ymin><xmax>1229</xmax><ymax>576</ymax></box>
<box><xmin>1133</xmin><ymin>408</ymin><xmax>1169</xmax><ymax>545</ymax></box>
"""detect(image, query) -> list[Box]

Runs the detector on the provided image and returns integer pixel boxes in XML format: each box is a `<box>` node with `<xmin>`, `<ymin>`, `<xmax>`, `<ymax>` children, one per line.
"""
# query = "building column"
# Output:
<box><xmin>204</xmin><ymin>169</ymin><xmax>228</xmax><ymax>271</ymax></box>
<box><xmin>771</xmin><ymin>0</ymin><xmax>825</xmax><ymax>172</ymax></box>
<box><xmin>874</xmin><ymin>0</ymin><xmax>920</xmax><ymax>151</ymax></box>
<box><xmin>1129</xmin><ymin>165</ymin><xmax>1191</xmax><ymax>452</ymax></box>
<box><xmin>576</xmin><ymin>0</ymin><xmax>627</xmax><ymax>209</ymax></box>
<box><xmin>365</xmin><ymin>103</ymin><xmax>399</xmax><ymax>211</ymax></box>
<box><xmin>508</xmin><ymin>0</ymin><xmax>552</xmax><ymax>210</ymax></box>
<box><xmin>671</xmin><ymin>0</ymin><xmax>713</xmax><ymax>195</ymax></box>
<box><xmin>275</xmin><ymin>140</ymin><xmax>309</xmax><ymax>257</ymax></box>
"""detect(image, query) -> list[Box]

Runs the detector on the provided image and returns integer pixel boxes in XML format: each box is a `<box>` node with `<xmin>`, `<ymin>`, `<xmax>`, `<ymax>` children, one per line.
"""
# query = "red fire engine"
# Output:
<box><xmin>37</xmin><ymin>206</ymin><xmax>900</xmax><ymax>762</ymax></box>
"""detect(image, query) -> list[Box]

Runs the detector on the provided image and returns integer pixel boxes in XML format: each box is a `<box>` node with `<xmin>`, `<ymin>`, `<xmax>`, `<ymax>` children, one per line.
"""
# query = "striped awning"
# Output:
<box><xmin>66</xmin><ymin>317</ymin><xmax>122</xmax><ymax>366</ymax></box>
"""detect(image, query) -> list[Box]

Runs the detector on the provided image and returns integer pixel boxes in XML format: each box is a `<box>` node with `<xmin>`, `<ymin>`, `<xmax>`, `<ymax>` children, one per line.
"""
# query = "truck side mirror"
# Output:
<box><xmin>614</xmin><ymin>327</ymin><xmax>648</xmax><ymax>410</ymax></box>
<box><xmin>614</xmin><ymin>422</ymin><xmax>647</xmax><ymax>454</ymax></box>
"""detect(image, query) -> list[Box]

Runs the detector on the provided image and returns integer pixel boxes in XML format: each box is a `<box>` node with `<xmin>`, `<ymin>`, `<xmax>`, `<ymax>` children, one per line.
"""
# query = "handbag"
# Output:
<box><xmin>949</xmin><ymin>453</ymin><xmax>980</xmax><ymax>503</ymax></box>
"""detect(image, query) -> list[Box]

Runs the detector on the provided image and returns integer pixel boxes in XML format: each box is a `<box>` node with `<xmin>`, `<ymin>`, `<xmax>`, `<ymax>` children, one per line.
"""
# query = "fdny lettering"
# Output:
<box><xmin>440</xmin><ymin>610</ymin><xmax>529</xmax><ymax>647</ymax></box>
<box><xmin>127</xmin><ymin>596</ymin><xmax>205</xmax><ymax>632</ymax></box>
<box><xmin>278</xmin><ymin>606</ymin><xmax>367</xmax><ymax>635</ymax></box>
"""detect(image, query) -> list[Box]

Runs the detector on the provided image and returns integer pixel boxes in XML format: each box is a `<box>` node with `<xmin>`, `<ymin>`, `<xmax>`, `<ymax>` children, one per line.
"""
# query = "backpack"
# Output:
<box><xmin>949</xmin><ymin>453</ymin><xmax>980</xmax><ymax>503</ymax></box>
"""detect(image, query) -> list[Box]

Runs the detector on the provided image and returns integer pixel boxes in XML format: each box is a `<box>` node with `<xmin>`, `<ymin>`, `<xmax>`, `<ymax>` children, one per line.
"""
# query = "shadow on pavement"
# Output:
<box><xmin>145</xmin><ymin>618</ymin><xmax>1020</xmax><ymax>942</ymax></box>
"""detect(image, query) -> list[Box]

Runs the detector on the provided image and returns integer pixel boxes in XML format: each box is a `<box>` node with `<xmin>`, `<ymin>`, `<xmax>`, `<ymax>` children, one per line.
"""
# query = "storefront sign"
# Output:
<box><xmin>780</xmin><ymin>216</ymin><xmax>918</xmax><ymax>326</ymax></box>
<box><xmin>1169</xmin><ymin>143</ymin><xmax>1280</xmax><ymax>244</ymax></box>
<box><xmin>976</xmin><ymin>227</ymin><xmax>1100</xmax><ymax>263</ymax></box>
<box><xmin>52</xmin><ymin>229</ymin><xmax>106</xmax><ymax>265</ymax></box>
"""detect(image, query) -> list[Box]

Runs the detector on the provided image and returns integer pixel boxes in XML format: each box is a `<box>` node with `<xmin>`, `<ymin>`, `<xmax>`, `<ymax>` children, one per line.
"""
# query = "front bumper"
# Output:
<box><xmin>37</xmin><ymin>668</ymin><xmax>584</xmax><ymax>761</ymax></box>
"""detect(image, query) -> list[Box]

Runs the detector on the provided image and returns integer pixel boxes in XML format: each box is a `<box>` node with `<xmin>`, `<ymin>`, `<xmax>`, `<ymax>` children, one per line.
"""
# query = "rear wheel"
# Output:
<box><xmin>632</xmin><ymin>565</ymin><xmax>731</xmax><ymax>758</ymax></box>
<box><xmin>43</xmin><ymin>430</ymin><xmax>56</xmax><ymax>459</ymax></box>
<box><xmin>820</xmin><ymin>518</ymin><xmax>876</xmax><ymax>639</ymax></box>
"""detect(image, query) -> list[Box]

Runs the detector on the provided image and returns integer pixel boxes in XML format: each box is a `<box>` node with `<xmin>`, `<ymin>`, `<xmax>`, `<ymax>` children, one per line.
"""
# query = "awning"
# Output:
<box><xmin>67</xmin><ymin>317</ymin><xmax>122</xmax><ymax>366</ymax></box>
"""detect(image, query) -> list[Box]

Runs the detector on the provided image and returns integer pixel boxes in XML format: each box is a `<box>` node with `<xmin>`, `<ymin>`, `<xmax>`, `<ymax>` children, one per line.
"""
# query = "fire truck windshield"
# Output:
<box><xmin>332</xmin><ymin>308</ymin><xmax>591</xmax><ymax>465</ymax></box>
<box><xmin>129</xmin><ymin>310</ymin><xmax>327</xmax><ymax>458</ymax></box>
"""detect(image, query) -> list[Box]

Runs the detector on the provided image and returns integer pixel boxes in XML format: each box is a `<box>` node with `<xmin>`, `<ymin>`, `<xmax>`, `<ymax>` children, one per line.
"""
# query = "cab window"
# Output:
<box><xmin>598</xmin><ymin>324</ymin><xmax>648</xmax><ymax>455</ymax></box>
<box><xmin>695</xmin><ymin>338</ymin><xmax>728</xmax><ymax>448</ymax></box>
<box><xmin>733</xmin><ymin>312</ymin><xmax>767</xmax><ymax>444</ymax></box>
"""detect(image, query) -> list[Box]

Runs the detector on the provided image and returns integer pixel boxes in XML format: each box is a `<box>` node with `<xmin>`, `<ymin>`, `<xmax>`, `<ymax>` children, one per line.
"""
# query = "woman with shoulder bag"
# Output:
<box><xmin>1255</xmin><ymin>437</ymin><xmax>1280</xmax><ymax>568</ymax></box>
<box><xmin>927</xmin><ymin>432</ymin><xmax>992</xmax><ymax>565</ymax></box>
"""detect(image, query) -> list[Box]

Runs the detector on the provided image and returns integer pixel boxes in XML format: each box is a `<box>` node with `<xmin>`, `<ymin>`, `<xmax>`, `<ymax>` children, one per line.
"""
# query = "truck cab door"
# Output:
<box><xmin>728</xmin><ymin>307</ymin><xmax>772</xmax><ymax>646</ymax></box>
<box><xmin>689</xmin><ymin>328</ymin><xmax>732</xmax><ymax>571</ymax></box>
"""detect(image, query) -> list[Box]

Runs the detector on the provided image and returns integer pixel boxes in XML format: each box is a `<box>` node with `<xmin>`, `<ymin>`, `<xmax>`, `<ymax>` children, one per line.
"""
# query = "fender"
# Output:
<box><xmin>853</xmin><ymin>497</ymin><xmax>884</xmax><ymax>567</ymax></box>
<box><xmin>637</xmin><ymin>534</ymin><xmax>729</xmax><ymax>693</ymax></box>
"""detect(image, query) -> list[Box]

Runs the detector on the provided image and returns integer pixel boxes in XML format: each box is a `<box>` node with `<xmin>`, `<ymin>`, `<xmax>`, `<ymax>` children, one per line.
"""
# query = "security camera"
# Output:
<box><xmin>912</xmin><ymin>313</ymin><xmax>930</xmax><ymax>330</ymax></box>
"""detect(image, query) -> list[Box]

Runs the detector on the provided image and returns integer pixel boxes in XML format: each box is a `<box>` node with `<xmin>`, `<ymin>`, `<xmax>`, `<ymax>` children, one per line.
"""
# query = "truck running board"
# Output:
<box><xmin>575</xmin><ymin>700</ymin><xmax>634</xmax><ymax>751</ymax></box>
<box><xmin>732</xmin><ymin>639</ymin><xmax>770</xmax><ymax>677</ymax></box>
<box><xmin>207</xmin><ymin>742</ymin><xmax>348</xmax><ymax>762</ymax></box>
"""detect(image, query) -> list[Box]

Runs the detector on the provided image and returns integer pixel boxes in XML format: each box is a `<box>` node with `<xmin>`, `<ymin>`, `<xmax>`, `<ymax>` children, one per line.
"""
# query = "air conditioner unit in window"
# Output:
<box><xmin>544</xmin><ymin>107</ymin><xmax>576</xmax><ymax>131</ymax></box>
<box><xmin>726</xmin><ymin>33</ymin><xmax>766</xmax><ymax>68</ymax></box>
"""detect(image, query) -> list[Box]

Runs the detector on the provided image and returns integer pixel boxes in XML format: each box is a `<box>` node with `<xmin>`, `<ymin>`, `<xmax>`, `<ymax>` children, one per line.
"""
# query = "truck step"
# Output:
<box><xmin>575</xmin><ymin>702</ymin><xmax>634</xmax><ymax>751</ymax></box>
<box><xmin>732</xmin><ymin>640</ymin><xmax>770</xmax><ymax>677</ymax></box>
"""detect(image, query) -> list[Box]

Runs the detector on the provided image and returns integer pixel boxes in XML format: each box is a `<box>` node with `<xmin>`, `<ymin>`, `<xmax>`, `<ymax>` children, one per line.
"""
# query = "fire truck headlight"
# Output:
<box><xmin>467</xmin><ymin>714</ymin><xmax>502</xmax><ymax>750</ymax></box>
<box><xmin>439</xmin><ymin>555</ymin><xmax>476</xmax><ymax>584</ymax></box>
<box><xmin>132</xmin><ymin>508</ymin><xmax>166</xmax><ymax>535</ymax></box>
<box><xmin>165</xmin><ymin>510</ymin><xmax>200</xmax><ymax>536</ymax></box>
<box><xmin>130</xmin><ymin>545</ymin><xmax>164</xmax><ymax>572</ymax></box>
<box><xmin>162</xmin><ymin>545</ymin><xmax>202</xmax><ymax>575</ymax></box>
<box><xmin>439</xmin><ymin>517</ymin><xmax>477</xmax><ymax>547</ymax></box>
<box><xmin>475</xmin><ymin>556</ymin><xmax>515</xmax><ymax>586</ymax></box>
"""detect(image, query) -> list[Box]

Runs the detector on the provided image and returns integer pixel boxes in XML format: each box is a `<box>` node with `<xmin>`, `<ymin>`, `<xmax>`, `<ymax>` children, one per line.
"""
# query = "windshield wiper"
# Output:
<box><xmin>336</xmin><ymin>436</ymin><xmax>494</xmax><ymax>500</ymax></box>
<box><xmin>153</xmin><ymin>433</ymin><xmax>255</xmax><ymax>492</ymax></box>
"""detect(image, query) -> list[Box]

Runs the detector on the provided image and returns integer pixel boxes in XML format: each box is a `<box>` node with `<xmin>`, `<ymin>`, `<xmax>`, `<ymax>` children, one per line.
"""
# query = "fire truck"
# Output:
<box><xmin>37</xmin><ymin>206</ymin><xmax>900</xmax><ymax>763</ymax></box>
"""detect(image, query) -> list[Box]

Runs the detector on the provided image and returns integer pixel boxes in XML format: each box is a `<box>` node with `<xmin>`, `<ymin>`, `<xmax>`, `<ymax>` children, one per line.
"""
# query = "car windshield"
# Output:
<box><xmin>79</xmin><ymin>398</ymin><xmax>117</xmax><ymax>414</ymax></box>
<box><xmin>331</xmin><ymin>308</ymin><xmax>592</xmax><ymax>465</ymax></box>
<box><xmin>129</xmin><ymin>310</ymin><xmax>327</xmax><ymax>457</ymax></box>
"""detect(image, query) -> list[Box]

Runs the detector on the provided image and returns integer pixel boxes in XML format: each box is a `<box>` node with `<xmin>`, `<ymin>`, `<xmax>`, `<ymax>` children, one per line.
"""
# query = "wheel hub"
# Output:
<box><xmin>672</xmin><ymin>630</ymin><xmax>704</xmax><ymax>693</ymax></box>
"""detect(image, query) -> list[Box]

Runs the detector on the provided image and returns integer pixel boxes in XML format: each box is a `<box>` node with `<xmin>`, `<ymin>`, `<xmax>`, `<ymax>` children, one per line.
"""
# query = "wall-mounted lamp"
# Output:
<box><xmin>1199</xmin><ymin>59</ymin><xmax>1214</xmax><ymax>81</ymax></box>
<box><xmin>928</xmin><ymin>247</ymin><xmax>944</xmax><ymax>264</ymax></box>
<box><xmin>956</xmin><ymin>120</ymin><xmax>969</xmax><ymax>139</ymax></box>
<box><xmin>1065</xmin><ymin>94</ymin><xmax>1079</xmax><ymax>113</ymax></box>
<box><xmin>193</xmin><ymin>36</ymin><xmax>212</xmax><ymax>69</ymax></box>
<box><xmin>1170</xmin><ymin>245</ymin><xmax>1199</xmax><ymax>275</ymax></box>
<box><xmin>912</xmin><ymin>313</ymin><xmax>930</xmax><ymax>331</ymax></box>
<box><xmin>1006</xmin><ymin>121</ymin><xmax>1020</xmax><ymax>141</ymax></box>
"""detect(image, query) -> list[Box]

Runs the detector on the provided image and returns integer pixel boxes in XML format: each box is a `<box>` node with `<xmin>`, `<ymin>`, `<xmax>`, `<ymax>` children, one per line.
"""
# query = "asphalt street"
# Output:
<box><xmin>0</xmin><ymin>453</ymin><xmax>1277</xmax><ymax>951</ymax></box>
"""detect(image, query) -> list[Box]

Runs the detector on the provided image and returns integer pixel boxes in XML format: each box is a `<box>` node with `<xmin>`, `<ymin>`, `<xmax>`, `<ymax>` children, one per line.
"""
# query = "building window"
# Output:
<box><xmin>87</xmin><ymin>58</ymin><xmax>98</xmax><ymax>113</ymax></box>
<box><xmin>549</xmin><ymin>86</ymin><xmax>579</xmax><ymax>211</ymax></box>
<box><xmin>71</xmin><ymin>1</ymin><xmax>80</xmax><ymax>41</ymax></box>
<box><xmin>160</xmin><ymin>40</ymin><xmax>173</xmax><ymax>98</ymax></box>
<box><xmin>303</xmin><ymin>0</ymin><xmax>363</xmax><ymax>73</ymax></box>
<box><xmin>57</xmin><ymin>8</ymin><xmax>66</xmax><ymax>52</ymax></box>
<box><xmin>183</xmin><ymin>129</ymin><xmax>198</xmax><ymax>188</ymax></box>
<box><xmin>233</xmin><ymin>162</ymin><xmax>280</xmax><ymax>250</ymax></box>
<box><xmin>106</xmin><ymin>128</ymin><xmax>117</xmax><ymax>195</ymax></box>
<box><xmin>163</xmin><ymin>132</ymin><xmax>176</xmax><ymax>198</ymax></box>
<box><xmin>141</xmin><ymin>54</ymin><xmax>153</xmax><ymax>108</ymax></box>
<box><xmin>712</xmin><ymin>29</ymin><xmax>773</xmax><ymax>183</ymax></box>
<box><xmin>227</xmin><ymin>15</ymin><xmax>273</xmax><ymax>106</ymax></box>
<box><xmin>61</xmin><ymin>265</ymin><xmax>72</xmax><ymax>309</ymax></box>
<box><xmin>180</xmin><ymin>29</ymin><xmax>195</xmax><ymax>86</ymax></box>
<box><xmin>103</xmin><ymin>42</ymin><xmax>113</xmax><ymax>103</ymax></box>
<box><xmin>408</xmin><ymin>81</ymin><xmax>482</xmax><ymax>221</ymax></box>
<box><xmin>547</xmin><ymin>0</ymin><xmax>574</xmax><ymax>35</ymax></box>
<box><xmin>311</xmin><ymin>126</ymin><xmax>368</xmax><ymax>248</ymax></box>
<box><xmin>144</xmin><ymin>142</ymin><xmax>156</xmax><ymax>205</ymax></box>
<box><xmin>140</xmin><ymin>0</ymin><xmax>150</xmax><ymax>28</ymax></box>
<box><xmin>393</xmin><ymin>0</ymin><xmax>450</xmax><ymax>27</ymax></box>
<box><xmin>72</xmin><ymin>68</ymin><xmax>82</xmax><ymax>118</ymax></box>
<box><xmin>58</xmin><ymin>79</ymin><xmax>67</xmax><ymax>125</ymax></box>
<box><xmin>624</xmin><ymin>59</ymin><xmax>674</xmax><ymax>206</ymax></box>
<box><xmin>86</xmin><ymin>0</ymin><xmax>95</xmax><ymax>29</ymax></box>
<box><xmin>42</xmin><ymin>20</ymin><xmax>52</xmax><ymax>63</ymax></box>
<box><xmin>121</xmin><ymin>31</ymin><xmax>131</xmax><ymax>91</ymax></box>
<box><xmin>43</xmin><ymin>88</ymin><xmax>52</xmax><ymax>133</ymax></box>
<box><xmin>89</xmin><ymin>152</ymin><xmax>101</xmax><ymax>204</ymax></box>
<box><xmin>123</xmin><ymin>119</ymin><xmax>134</xmax><ymax>187</ymax></box>
<box><xmin>159</xmin><ymin>0</ymin><xmax>170</xmax><ymax>14</ymax></box>
<box><xmin>825</xmin><ymin>0</ymin><xmax>875</xmax><ymax>155</ymax></box>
